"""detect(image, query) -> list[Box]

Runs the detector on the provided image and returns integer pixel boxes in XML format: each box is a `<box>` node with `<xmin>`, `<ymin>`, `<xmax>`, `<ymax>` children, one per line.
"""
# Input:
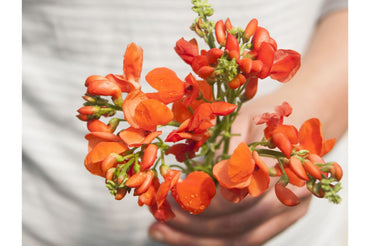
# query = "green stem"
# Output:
<box><xmin>255</xmin><ymin>149</ymin><xmax>286</xmax><ymax>159</ymax></box>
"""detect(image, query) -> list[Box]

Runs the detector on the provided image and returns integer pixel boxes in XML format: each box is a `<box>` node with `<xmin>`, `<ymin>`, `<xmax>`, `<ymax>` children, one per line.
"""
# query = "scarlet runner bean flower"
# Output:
<box><xmin>213</xmin><ymin>143</ymin><xmax>270</xmax><ymax>202</ymax></box>
<box><xmin>77</xmin><ymin>0</ymin><xmax>342</xmax><ymax>222</ymax></box>
<box><xmin>254</xmin><ymin>102</ymin><xmax>343</xmax><ymax>204</ymax></box>
<box><xmin>105</xmin><ymin>42</ymin><xmax>143</xmax><ymax>92</ymax></box>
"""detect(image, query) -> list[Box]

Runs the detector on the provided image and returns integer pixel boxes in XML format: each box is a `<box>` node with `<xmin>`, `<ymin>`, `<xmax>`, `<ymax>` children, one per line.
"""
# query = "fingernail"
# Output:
<box><xmin>150</xmin><ymin>229</ymin><xmax>164</xmax><ymax>242</ymax></box>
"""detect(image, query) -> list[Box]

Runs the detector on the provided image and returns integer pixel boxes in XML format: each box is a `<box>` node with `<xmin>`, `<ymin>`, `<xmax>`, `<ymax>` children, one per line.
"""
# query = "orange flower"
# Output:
<box><xmin>84</xmin><ymin>141</ymin><xmax>128</xmax><ymax>177</ymax></box>
<box><xmin>167</xmin><ymin>102</ymin><xmax>235</xmax><ymax>145</ymax></box>
<box><xmin>172</xmin><ymin>171</ymin><xmax>216</xmax><ymax>215</ymax></box>
<box><xmin>182</xmin><ymin>73</ymin><xmax>212</xmax><ymax>107</ymax></box>
<box><xmin>145</xmin><ymin>67</ymin><xmax>185</xmax><ymax>104</ymax></box>
<box><xmin>251</xmin><ymin>27</ymin><xmax>277</xmax><ymax>52</ymax></box>
<box><xmin>227</xmin><ymin>142</ymin><xmax>255</xmax><ymax>184</ymax></box>
<box><xmin>274</xmin><ymin>183</ymin><xmax>300</xmax><ymax>206</ymax></box>
<box><xmin>247</xmin><ymin>151</ymin><xmax>270</xmax><ymax>197</ymax></box>
<box><xmin>85</xmin><ymin>75</ymin><xmax>122</xmax><ymax>101</ymax></box>
<box><xmin>187</xmin><ymin>102</ymin><xmax>237</xmax><ymax>134</ymax></box>
<box><xmin>127</xmin><ymin>170</ymin><xmax>178</xmax><ymax>222</ymax></box>
<box><xmin>213</xmin><ymin>143</ymin><xmax>270</xmax><ymax>202</ymax></box>
<box><xmin>105</xmin><ymin>43</ymin><xmax>143</xmax><ymax>92</ymax></box>
<box><xmin>172</xmin><ymin>100</ymin><xmax>193</xmax><ymax>123</ymax></box>
<box><xmin>137</xmin><ymin>177</ymin><xmax>159</xmax><ymax>206</ymax></box>
<box><xmin>206</xmin><ymin>48</ymin><xmax>223</xmax><ymax>65</ymax></box>
<box><xmin>191</xmin><ymin>53</ymin><xmax>209</xmax><ymax>76</ymax></box>
<box><xmin>84</xmin><ymin>132</ymin><xmax>121</xmax><ymax>152</ymax></box>
<box><xmin>270</xmin><ymin>49</ymin><xmax>301</xmax><ymax>83</ymax></box>
<box><xmin>149</xmin><ymin>199</ymin><xmax>175</xmax><ymax>222</ymax></box>
<box><xmin>172</xmin><ymin>78</ymin><xmax>213</xmax><ymax>123</ymax></box>
<box><xmin>254</xmin><ymin>102</ymin><xmax>299</xmax><ymax>157</ymax></box>
<box><xmin>297</xmin><ymin>118</ymin><xmax>336</xmax><ymax>156</ymax></box>
<box><xmin>174</xmin><ymin>38</ymin><xmax>199</xmax><ymax>65</ymax></box>
<box><xmin>156</xmin><ymin>169</ymin><xmax>181</xmax><ymax>209</ymax></box>
<box><xmin>118</xmin><ymin>127</ymin><xmax>161</xmax><ymax>147</ymax></box>
<box><xmin>254</xmin><ymin>102</ymin><xmax>292</xmax><ymax>128</ymax></box>
<box><xmin>86</xmin><ymin>119</ymin><xmax>113</xmax><ymax>133</ymax></box>
<box><xmin>133</xmin><ymin>170</ymin><xmax>155</xmax><ymax>196</ymax></box>
<box><xmin>256</xmin><ymin>42</ymin><xmax>276</xmax><ymax>79</ymax></box>
<box><xmin>122</xmin><ymin>90</ymin><xmax>174</xmax><ymax>131</ymax></box>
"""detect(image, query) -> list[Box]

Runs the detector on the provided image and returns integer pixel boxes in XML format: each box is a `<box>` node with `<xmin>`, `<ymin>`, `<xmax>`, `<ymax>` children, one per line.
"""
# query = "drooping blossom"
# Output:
<box><xmin>172</xmin><ymin>171</ymin><xmax>216</xmax><ymax>214</ymax></box>
<box><xmin>84</xmin><ymin>141</ymin><xmax>128</xmax><ymax>177</ymax></box>
<box><xmin>213</xmin><ymin>143</ymin><xmax>270</xmax><ymax>202</ymax></box>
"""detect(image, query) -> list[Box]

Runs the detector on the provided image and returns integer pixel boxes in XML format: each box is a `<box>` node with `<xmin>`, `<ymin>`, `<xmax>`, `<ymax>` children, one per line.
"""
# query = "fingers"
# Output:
<box><xmin>236</xmin><ymin>194</ymin><xmax>311</xmax><ymax>246</ymax></box>
<box><xmin>149</xmin><ymin>222</ymin><xmax>230</xmax><ymax>246</ymax></box>
<box><xmin>149</xmin><ymin>194</ymin><xmax>311</xmax><ymax>246</ymax></box>
<box><xmin>151</xmin><ymin>185</ymin><xmax>312</xmax><ymax>239</ymax></box>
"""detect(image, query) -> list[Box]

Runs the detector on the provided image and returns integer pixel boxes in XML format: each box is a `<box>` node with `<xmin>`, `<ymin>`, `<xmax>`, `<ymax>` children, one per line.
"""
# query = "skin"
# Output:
<box><xmin>149</xmin><ymin>9</ymin><xmax>348</xmax><ymax>246</ymax></box>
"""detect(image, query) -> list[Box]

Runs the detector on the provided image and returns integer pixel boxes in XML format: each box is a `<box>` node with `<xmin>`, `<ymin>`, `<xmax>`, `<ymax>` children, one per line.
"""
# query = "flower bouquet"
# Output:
<box><xmin>77</xmin><ymin>0</ymin><xmax>342</xmax><ymax>222</ymax></box>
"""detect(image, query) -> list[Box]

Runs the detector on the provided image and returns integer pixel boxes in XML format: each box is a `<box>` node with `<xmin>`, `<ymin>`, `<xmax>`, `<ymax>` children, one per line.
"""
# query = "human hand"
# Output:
<box><xmin>149</xmin><ymin>102</ymin><xmax>313</xmax><ymax>246</ymax></box>
<box><xmin>149</xmin><ymin>183</ymin><xmax>311</xmax><ymax>246</ymax></box>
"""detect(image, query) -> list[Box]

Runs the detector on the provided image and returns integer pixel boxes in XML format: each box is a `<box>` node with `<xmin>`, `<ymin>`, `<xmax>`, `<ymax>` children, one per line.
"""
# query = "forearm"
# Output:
<box><xmin>248</xmin><ymin>9</ymin><xmax>348</xmax><ymax>141</ymax></box>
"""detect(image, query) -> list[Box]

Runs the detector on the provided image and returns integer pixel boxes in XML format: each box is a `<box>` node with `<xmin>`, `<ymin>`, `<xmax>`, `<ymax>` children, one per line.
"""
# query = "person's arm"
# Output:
<box><xmin>149</xmin><ymin>9</ymin><xmax>348</xmax><ymax>246</ymax></box>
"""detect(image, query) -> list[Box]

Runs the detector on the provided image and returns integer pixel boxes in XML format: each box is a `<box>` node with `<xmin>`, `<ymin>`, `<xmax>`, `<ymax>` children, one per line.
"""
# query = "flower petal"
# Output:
<box><xmin>166</xmin><ymin>143</ymin><xmax>196</xmax><ymax>162</ymax></box>
<box><xmin>213</xmin><ymin>160</ymin><xmax>252</xmax><ymax>189</ymax></box>
<box><xmin>252</xmin><ymin>151</ymin><xmax>269</xmax><ymax>174</ymax></box>
<box><xmin>248</xmin><ymin>169</ymin><xmax>270</xmax><ymax>197</ymax></box>
<box><xmin>320</xmin><ymin>138</ymin><xmax>336</xmax><ymax>156</ymax></box>
<box><xmin>228</xmin><ymin>142</ymin><xmax>255</xmax><ymax>183</ymax></box>
<box><xmin>123</xmin><ymin>43</ymin><xmax>143</xmax><ymax>83</ymax></box>
<box><xmin>174</xmin><ymin>38</ymin><xmax>199</xmax><ymax>65</ymax></box>
<box><xmin>272</xmin><ymin>124</ymin><xmax>298</xmax><ymax>144</ymax></box>
<box><xmin>106</xmin><ymin>73</ymin><xmax>139</xmax><ymax>93</ymax></box>
<box><xmin>257</xmin><ymin>42</ymin><xmax>275</xmax><ymax>79</ymax></box>
<box><xmin>187</xmin><ymin>103</ymin><xmax>214</xmax><ymax>133</ymax></box>
<box><xmin>84</xmin><ymin>142</ymin><xmax>128</xmax><ymax>177</ymax></box>
<box><xmin>118</xmin><ymin>127</ymin><xmax>146</xmax><ymax>147</ymax></box>
<box><xmin>220</xmin><ymin>186</ymin><xmax>249</xmax><ymax>203</ymax></box>
<box><xmin>141</xmin><ymin>144</ymin><xmax>158</xmax><ymax>171</ymax></box>
<box><xmin>275</xmin><ymin>183</ymin><xmax>300</xmax><ymax>206</ymax></box>
<box><xmin>156</xmin><ymin>170</ymin><xmax>181</xmax><ymax>208</ymax></box>
<box><xmin>172</xmin><ymin>171</ymin><xmax>216</xmax><ymax>215</ymax></box>
<box><xmin>122</xmin><ymin>90</ymin><xmax>148</xmax><ymax>128</ymax></box>
<box><xmin>149</xmin><ymin>200</ymin><xmax>175</xmax><ymax>222</ymax></box>
<box><xmin>172</xmin><ymin>100</ymin><xmax>193</xmax><ymax>123</ymax></box>
<box><xmin>298</xmin><ymin>118</ymin><xmax>323</xmax><ymax>155</ymax></box>
<box><xmin>285</xmin><ymin>167</ymin><xmax>306</xmax><ymax>187</ymax></box>
<box><xmin>85</xmin><ymin>132</ymin><xmax>121</xmax><ymax>152</ymax></box>
<box><xmin>134</xmin><ymin>99</ymin><xmax>174</xmax><ymax>131</ymax></box>
<box><xmin>289</xmin><ymin>156</ymin><xmax>309</xmax><ymax>181</ymax></box>
<box><xmin>210</xmin><ymin>102</ymin><xmax>237</xmax><ymax>116</ymax></box>
<box><xmin>145</xmin><ymin>67</ymin><xmax>185</xmax><ymax>104</ymax></box>
<box><xmin>270</xmin><ymin>49</ymin><xmax>301</xmax><ymax>83</ymax></box>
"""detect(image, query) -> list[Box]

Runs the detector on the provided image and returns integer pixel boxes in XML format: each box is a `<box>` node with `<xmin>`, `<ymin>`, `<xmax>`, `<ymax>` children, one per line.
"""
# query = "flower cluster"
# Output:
<box><xmin>77</xmin><ymin>0</ymin><xmax>343</xmax><ymax>222</ymax></box>
<box><xmin>213</xmin><ymin>102</ymin><xmax>342</xmax><ymax>205</ymax></box>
